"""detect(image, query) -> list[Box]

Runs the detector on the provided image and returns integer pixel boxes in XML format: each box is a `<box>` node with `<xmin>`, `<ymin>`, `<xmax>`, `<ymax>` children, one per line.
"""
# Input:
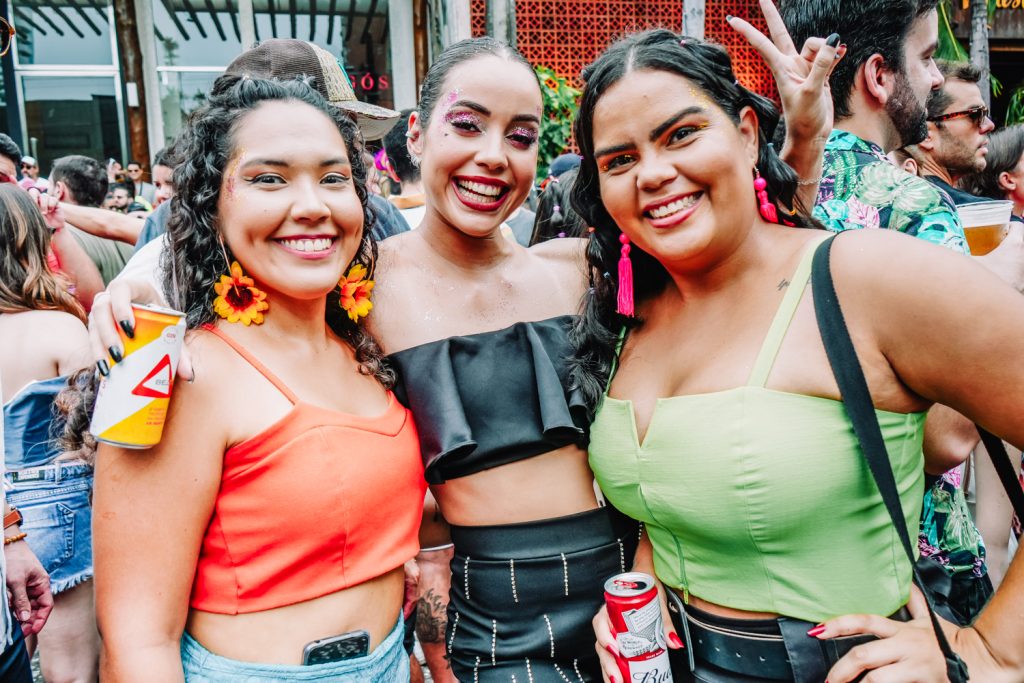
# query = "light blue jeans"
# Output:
<box><xmin>180</xmin><ymin>615</ymin><xmax>409</xmax><ymax>682</ymax></box>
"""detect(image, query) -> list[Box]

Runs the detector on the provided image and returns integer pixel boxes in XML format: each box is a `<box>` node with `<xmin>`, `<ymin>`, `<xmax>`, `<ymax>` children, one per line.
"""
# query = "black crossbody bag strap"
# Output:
<box><xmin>976</xmin><ymin>428</ymin><xmax>1024</xmax><ymax>521</ymax></box>
<box><xmin>810</xmin><ymin>235</ymin><xmax>969</xmax><ymax>682</ymax></box>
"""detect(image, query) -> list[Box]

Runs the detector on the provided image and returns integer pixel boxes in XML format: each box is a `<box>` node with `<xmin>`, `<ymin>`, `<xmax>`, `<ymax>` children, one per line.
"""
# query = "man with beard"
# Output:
<box><xmin>780</xmin><ymin>0</ymin><xmax>966</xmax><ymax>252</ymax></box>
<box><xmin>906</xmin><ymin>61</ymin><xmax>995</xmax><ymax>205</ymax></box>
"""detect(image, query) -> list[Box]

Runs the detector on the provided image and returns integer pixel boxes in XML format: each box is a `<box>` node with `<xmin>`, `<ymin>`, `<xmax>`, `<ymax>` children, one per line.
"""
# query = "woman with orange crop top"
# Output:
<box><xmin>569</xmin><ymin>29</ymin><xmax>1024</xmax><ymax>683</ymax></box>
<box><xmin>91</xmin><ymin>78</ymin><xmax>425</xmax><ymax>682</ymax></box>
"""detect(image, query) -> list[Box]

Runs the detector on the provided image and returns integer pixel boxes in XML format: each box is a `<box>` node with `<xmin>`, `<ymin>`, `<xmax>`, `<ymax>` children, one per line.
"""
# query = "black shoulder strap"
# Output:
<box><xmin>810</xmin><ymin>234</ymin><xmax>969</xmax><ymax>682</ymax></box>
<box><xmin>977</xmin><ymin>428</ymin><xmax>1024</xmax><ymax>521</ymax></box>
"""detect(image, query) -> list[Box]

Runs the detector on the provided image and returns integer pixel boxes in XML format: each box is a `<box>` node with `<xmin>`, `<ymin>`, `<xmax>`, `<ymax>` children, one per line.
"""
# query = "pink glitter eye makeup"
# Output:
<box><xmin>445</xmin><ymin>110</ymin><xmax>483</xmax><ymax>130</ymax></box>
<box><xmin>508</xmin><ymin>127</ymin><xmax>539</xmax><ymax>148</ymax></box>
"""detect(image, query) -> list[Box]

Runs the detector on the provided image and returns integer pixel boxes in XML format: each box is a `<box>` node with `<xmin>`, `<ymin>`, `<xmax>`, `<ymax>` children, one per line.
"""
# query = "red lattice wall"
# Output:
<box><xmin>470</xmin><ymin>0</ymin><xmax>776</xmax><ymax>101</ymax></box>
<box><xmin>704</xmin><ymin>0</ymin><xmax>776</xmax><ymax>101</ymax></box>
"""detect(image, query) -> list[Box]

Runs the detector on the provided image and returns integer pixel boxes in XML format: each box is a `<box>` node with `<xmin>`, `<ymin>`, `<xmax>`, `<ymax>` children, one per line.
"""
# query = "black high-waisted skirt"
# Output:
<box><xmin>447</xmin><ymin>507</ymin><xmax>641</xmax><ymax>682</ymax></box>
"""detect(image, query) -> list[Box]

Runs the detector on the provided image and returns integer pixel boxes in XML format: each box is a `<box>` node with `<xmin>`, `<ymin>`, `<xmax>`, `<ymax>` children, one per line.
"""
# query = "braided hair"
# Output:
<box><xmin>569</xmin><ymin>29</ymin><xmax>820</xmax><ymax>412</ymax></box>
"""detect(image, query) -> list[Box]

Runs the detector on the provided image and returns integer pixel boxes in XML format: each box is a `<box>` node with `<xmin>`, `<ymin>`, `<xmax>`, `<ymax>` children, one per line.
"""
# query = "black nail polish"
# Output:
<box><xmin>119</xmin><ymin>319</ymin><xmax>135</xmax><ymax>339</ymax></box>
<box><xmin>97</xmin><ymin>360</ymin><xmax>110</xmax><ymax>377</ymax></box>
<box><xmin>826</xmin><ymin>33</ymin><xmax>841</xmax><ymax>48</ymax></box>
<box><xmin>108</xmin><ymin>346</ymin><xmax>123</xmax><ymax>364</ymax></box>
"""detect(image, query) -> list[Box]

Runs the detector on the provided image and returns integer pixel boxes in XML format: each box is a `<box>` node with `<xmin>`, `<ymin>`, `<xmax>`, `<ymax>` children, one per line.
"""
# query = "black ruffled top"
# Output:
<box><xmin>387</xmin><ymin>315</ymin><xmax>588</xmax><ymax>484</ymax></box>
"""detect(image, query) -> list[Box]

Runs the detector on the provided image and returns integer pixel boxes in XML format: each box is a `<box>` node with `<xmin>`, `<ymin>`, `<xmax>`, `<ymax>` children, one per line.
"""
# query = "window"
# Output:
<box><xmin>11</xmin><ymin>0</ymin><xmax>114</xmax><ymax>66</ymax></box>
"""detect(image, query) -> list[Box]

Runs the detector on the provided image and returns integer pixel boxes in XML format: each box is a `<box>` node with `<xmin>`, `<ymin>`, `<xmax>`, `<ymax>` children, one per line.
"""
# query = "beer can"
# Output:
<box><xmin>605</xmin><ymin>572</ymin><xmax>673</xmax><ymax>683</ymax></box>
<box><xmin>90</xmin><ymin>303</ymin><xmax>186</xmax><ymax>448</ymax></box>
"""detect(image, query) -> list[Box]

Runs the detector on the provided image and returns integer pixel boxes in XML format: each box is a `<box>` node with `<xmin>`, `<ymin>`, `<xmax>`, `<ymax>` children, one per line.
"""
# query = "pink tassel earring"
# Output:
<box><xmin>754</xmin><ymin>169</ymin><xmax>778</xmax><ymax>224</ymax></box>
<box><xmin>617</xmin><ymin>233</ymin><xmax>635</xmax><ymax>317</ymax></box>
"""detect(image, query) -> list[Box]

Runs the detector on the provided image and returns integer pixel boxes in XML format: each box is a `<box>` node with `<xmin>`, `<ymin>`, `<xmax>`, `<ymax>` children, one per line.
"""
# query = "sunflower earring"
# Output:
<box><xmin>338</xmin><ymin>264</ymin><xmax>374</xmax><ymax>322</ymax></box>
<box><xmin>212</xmin><ymin>243</ymin><xmax>269</xmax><ymax>325</ymax></box>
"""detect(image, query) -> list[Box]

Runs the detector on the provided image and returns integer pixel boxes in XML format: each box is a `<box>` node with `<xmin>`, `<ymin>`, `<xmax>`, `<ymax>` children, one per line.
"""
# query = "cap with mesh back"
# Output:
<box><xmin>224</xmin><ymin>39</ymin><xmax>400</xmax><ymax>141</ymax></box>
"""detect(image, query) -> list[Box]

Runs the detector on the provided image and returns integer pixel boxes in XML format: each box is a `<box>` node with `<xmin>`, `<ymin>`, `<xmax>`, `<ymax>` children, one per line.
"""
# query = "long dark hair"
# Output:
<box><xmin>163</xmin><ymin>76</ymin><xmax>392</xmax><ymax>386</ymax></box>
<box><xmin>0</xmin><ymin>184</ymin><xmax>85</xmax><ymax>322</ymax></box>
<box><xmin>569</xmin><ymin>29</ymin><xmax>818</xmax><ymax>411</ymax></box>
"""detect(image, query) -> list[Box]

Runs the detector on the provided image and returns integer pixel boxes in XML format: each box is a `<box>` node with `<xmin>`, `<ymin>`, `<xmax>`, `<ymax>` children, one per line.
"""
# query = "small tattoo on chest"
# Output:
<box><xmin>777</xmin><ymin>278</ymin><xmax>790</xmax><ymax>291</ymax></box>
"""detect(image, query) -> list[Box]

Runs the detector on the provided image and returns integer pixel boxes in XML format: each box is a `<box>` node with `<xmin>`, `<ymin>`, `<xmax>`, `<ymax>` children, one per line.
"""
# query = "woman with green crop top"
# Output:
<box><xmin>568</xmin><ymin>30</ymin><xmax>1024</xmax><ymax>683</ymax></box>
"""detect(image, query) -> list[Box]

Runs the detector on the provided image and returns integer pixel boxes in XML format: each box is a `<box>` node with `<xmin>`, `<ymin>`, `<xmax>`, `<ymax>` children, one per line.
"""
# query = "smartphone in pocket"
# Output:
<box><xmin>301</xmin><ymin>630</ymin><xmax>370</xmax><ymax>666</ymax></box>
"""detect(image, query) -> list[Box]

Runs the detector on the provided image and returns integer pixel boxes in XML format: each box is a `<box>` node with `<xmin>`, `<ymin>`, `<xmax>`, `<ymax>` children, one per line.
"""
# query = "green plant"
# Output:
<box><xmin>535</xmin><ymin>66</ymin><xmax>581</xmax><ymax>179</ymax></box>
<box><xmin>937</xmin><ymin>0</ymin><xmax>969</xmax><ymax>61</ymax></box>
<box><xmin>1007</xmin><ymin>85</ymin><xmax>1024</xmax><ymax>125</ymax></box>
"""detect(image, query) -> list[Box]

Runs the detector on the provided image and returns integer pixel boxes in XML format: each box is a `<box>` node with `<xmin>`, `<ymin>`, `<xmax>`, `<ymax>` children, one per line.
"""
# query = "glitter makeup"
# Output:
<box><xmin>508</xmin><ymin>126</ymin><xmax>538</xmax><ymax>148</ymax></box>
<box><xmin>224</xmin><ymin>150</ymin><xmax>246</xmax><ymax>197</ymax></box>
<box><xmin>445</xmin><ymin>109</ymin><xmax>482</xmax><ymax>130</ymax></box>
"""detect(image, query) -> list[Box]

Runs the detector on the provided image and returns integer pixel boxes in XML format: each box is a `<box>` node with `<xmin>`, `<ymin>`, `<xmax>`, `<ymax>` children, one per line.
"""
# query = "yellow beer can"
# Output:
<box><xmin>90</xmin><ymin>303</ymin><xmax>187</xmax><ymax>448</ymax></box>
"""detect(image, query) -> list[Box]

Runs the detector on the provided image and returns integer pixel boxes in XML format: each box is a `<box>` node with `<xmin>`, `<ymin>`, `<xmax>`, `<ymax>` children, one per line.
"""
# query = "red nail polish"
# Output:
<box><xmin>610</xmin><ymin>676</ymin><xmax>618</xmax><ymax>683</ymax></box>
<box><xmin>668</xmin><ymin>632</ymin><xmax>685</xmax><ymax>649</ymax></box>
<box><xmin>605</xmin><ymin>642</ymin><xmax>620</xmax><ymax>657</ymax></box>
<box><xmin>807</xmin><ymin>624</ymin><xmax>826</xmax><ymax>637</ymax></box>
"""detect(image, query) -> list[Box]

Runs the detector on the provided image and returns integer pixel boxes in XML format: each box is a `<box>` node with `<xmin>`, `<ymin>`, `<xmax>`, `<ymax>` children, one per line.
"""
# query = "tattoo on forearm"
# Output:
<box><xmin>777</xmin><ymin>278</ymin><xmax>790</xmax><ymax>291</ymax></box>
<box><xmin>415</xmin><ymin>588</ymin><xmax>449</xmax><ymax>643</ymax></box>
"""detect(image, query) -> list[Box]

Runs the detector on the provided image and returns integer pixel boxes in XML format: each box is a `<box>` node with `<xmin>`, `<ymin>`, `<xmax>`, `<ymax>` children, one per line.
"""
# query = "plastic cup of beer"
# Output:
<box><xmin>957</xmin><ymin>200</ymin><xmax>1014</xmax><ymax>255</ymax></box>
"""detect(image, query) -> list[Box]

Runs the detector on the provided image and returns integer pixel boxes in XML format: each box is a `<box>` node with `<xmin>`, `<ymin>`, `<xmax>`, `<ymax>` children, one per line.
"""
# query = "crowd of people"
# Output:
<box><xmin>2</xmin><ymin>0</ymin><xmax>1024</xmax><ymax>681</ymax></box>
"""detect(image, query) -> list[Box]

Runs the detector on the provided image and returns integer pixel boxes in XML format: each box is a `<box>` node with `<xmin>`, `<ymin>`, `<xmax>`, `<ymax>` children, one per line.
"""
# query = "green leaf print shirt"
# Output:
<box><xmin>814</xmin><ymin>129</ymin><xmax>968</xmax><ymax>255</ymax></box>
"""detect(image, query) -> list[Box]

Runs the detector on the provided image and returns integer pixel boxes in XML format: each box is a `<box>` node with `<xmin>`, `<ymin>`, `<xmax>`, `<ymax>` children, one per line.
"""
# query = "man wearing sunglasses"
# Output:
<box><xmin>908</xmin><ymin>61</ymin><xmax>995</xmax><ymax>206</ymax></box>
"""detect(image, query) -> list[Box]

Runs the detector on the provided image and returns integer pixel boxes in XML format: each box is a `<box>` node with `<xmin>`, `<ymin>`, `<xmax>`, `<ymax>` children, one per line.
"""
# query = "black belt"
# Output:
<box><xmin>668</xmin><ymin>592</ymin><xmax>911</xmax><ymax>681</ymax></box>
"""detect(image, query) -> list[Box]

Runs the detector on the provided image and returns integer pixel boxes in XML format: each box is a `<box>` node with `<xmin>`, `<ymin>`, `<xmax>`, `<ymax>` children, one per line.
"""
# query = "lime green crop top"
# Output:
<box><xmin>588</xmin><ymin>239</ymin><xmax>927</xmax><ymax>623</ymax></box>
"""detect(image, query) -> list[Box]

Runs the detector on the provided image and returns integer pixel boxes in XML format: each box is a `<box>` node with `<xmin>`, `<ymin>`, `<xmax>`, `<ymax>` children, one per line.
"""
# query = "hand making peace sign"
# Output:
<box><xmin>728</xmin><ymin>0</ymin><xmax>845</xmax><ymax>148</ymax></box>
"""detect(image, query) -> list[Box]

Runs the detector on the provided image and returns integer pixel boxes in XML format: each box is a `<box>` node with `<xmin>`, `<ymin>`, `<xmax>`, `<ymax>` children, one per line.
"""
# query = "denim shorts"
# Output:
<box><xmin>5</xmin><ymin>461</ymin><xmax>93</xmax><ymax>596</ymax></box>
<box><xmin>181</xmin><ymin>615</ymin><xmax>410</xmax><ymax>682</ymax></box>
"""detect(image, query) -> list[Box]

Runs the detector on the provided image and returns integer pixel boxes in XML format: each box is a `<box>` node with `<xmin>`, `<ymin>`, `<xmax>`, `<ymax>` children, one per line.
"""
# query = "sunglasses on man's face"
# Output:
<box><xmin>927</xmin><ymin>105</ymin><xmax>990</xmax><ymax>127</ymax></box>
<box><xmin>0</xmin><ymin>17</ymin><xmax>14</xmax><ymax>58</ymax></box>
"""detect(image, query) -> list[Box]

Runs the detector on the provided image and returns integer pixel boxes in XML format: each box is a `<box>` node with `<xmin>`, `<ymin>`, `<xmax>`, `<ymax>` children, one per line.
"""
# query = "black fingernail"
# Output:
<box><xmin>97</xmin><ymin>360</ymin><xmax>110</xmax><ymax>377</ymax></box>
<box><xmin>119</xmin><ymin>319</ymin><xmax>135</xmax><ymax>339</ymax></box>
<box><xmin>826</xmin><ymin>33</ymin><xmax>840</xmax><ymax>48</ymax></box>
<box><xmin>108</xmin><ymin>346</ymin><xmax>123</xmax><ymax>364</ymax></box>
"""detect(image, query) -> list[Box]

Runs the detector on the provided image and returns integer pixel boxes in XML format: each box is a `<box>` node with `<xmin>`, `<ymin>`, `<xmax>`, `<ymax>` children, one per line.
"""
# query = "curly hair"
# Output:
<box><xmin>162</xmin><ymin>75</ymin><xmax>392</xmax><ymax>387</ymax></box>
<box><xmin>54</xmin><ymin>368</ymin><xmax>99</xmax><ymax>464</ymax></box>
<box><xmin>0</xmin><ymin>184</ymin><xmax>85</xmax><ymax>322</ymax></box>
<box><xmin>569</xmin><ymin>29</ymin><xmax>820</xmax><ymax>412</ymax></box>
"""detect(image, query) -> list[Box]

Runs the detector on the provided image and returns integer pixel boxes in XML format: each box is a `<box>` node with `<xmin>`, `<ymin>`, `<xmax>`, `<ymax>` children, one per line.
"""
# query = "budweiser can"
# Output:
<box><xmin>605</xmin><ymin>572</ymin><xmax>673</xmax><ymax>683</ymax></box>
<box><xmin>90</xmin><ymin>303</ymin><xmax>186</xmax><ymax>448</ymax></box>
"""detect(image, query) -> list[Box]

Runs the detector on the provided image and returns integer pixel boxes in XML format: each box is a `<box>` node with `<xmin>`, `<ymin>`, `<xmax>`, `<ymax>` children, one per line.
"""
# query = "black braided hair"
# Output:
<box><xmin>569</xmin><ymin>29</ymin><xmax>820</xmax><ymax>412</ymax></box>
<box><xmin>162</xmin><ymin>75</ymin><xmax>393</xmax><ymax>387</ymax></box>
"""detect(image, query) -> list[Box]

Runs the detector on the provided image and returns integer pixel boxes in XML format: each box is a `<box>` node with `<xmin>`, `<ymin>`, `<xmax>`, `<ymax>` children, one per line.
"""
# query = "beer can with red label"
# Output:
<box><xmin>605</xmin><ymin>572</ymin><xmax>673</xmax><ymax>683</ymax></box>
<box><xmin>90</xmin><ymin>303</ymin><xmax>186</xmax><ymax>448</ymax></box>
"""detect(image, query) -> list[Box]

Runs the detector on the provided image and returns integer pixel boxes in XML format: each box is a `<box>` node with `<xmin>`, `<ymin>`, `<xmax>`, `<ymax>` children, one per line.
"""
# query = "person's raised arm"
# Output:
<box><xmin>728</xmin><ymin>0</ymin><xmax>845</xmax><ymax>211</ymax></box>
<box><xmin>60</xmin><ymin>202</ymin><xmax>145</xmax><ymax>245</ymax></box>
<box><xmin>32</xmin><ymin>191</ymin><xmax>105</xmax><ymax>311</ymax></box>
<box><xmin>93</xmin><ymin>342</ymin><xmax>224</xmax><ymax>682</ymax></box>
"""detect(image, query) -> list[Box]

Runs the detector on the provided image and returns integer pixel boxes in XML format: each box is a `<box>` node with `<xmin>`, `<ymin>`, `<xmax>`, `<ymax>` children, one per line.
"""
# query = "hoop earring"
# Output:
<box><xmin>754</xmin><ymin>168</ymin><xmax>778</xmax><ymax>224</ymax></box>
<box><xmin>212</xmin><ymin>241</ymin><xmax>268</xmax><ymax>325</ymax></box>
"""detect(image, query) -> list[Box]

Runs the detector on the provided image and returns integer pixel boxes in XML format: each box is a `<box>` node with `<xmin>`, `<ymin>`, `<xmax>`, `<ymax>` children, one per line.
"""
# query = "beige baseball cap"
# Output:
<box><xmin>225</xmin><ymin>39</ymin><xmax>400</xmax><ymax>141</ymax></box>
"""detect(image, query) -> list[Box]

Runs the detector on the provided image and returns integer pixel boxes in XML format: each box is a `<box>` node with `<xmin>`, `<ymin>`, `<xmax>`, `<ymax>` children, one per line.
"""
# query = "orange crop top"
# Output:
<box><xmin>190</xmin><ymin>326</ymin><xmax>426</xmax><ymax>615</ymax></box>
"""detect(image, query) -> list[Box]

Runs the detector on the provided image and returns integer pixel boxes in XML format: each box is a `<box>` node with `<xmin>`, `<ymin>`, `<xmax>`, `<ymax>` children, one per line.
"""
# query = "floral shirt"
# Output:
<box><xmin>815</xmin><ymin>129</ymin><xmax>983</xmax><ymax>580</ymax></box>
<box><xmin>814</xmin><ymin>129</ymin><xmax>968</xmax><ymax>255</ymax></box>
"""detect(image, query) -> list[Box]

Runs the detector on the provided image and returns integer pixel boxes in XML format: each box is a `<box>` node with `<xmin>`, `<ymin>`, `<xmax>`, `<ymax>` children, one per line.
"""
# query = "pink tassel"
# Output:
<box><xmin>617</xmin><ymin>233</ymin><xmax>634</xmax><ymax>317</ymax></box>
<box><xmin>754</xmin><ymin>172</ymin><xmax>779</xmax><ymax>224</ymax></box>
